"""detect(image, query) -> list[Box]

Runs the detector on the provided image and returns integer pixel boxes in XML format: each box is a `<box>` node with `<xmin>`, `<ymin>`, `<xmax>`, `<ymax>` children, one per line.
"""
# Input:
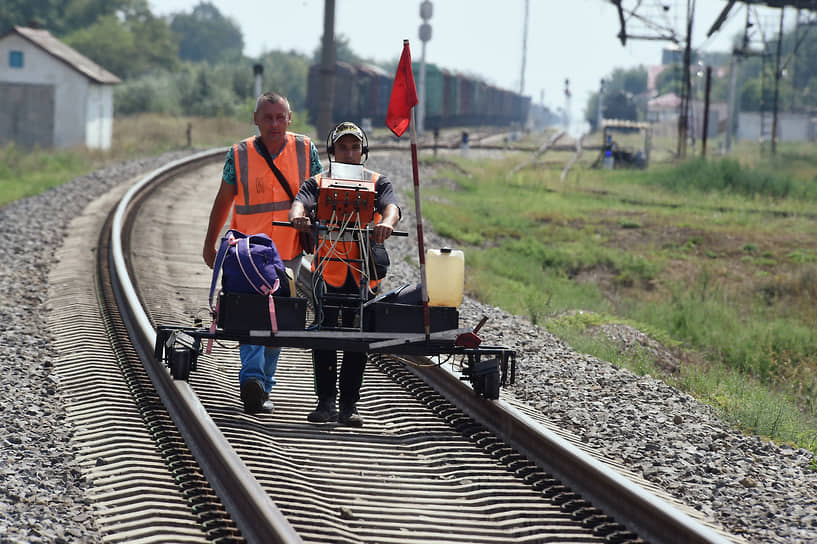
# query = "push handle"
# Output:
<box><xmin>272</xmin><ymin>220</ymin><xmax>408</xmax><ymax>237</ymax></box>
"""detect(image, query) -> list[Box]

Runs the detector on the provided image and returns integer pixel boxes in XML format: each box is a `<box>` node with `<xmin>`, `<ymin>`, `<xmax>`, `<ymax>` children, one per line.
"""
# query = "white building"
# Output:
<box><xmin>737</xmin><ymin>112</ymin><xmax>817</xmax><ymax>143</ymax></box>
<box><xmin>646</xmin><ymin>93</ymin><xmax>728</xmax><ymax>140</ymax></box>
<box><xmin>0</xmin><ymin>26</ymin><xmax>121</xmax><ymax>150</ymax></box>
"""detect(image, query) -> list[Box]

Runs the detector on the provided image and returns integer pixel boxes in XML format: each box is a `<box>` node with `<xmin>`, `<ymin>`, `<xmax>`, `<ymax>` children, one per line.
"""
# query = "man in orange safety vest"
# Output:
<box><xmin>203</xmin><ymin>91</ymin><xmax>322</xmax><ymax>415</ymax></box>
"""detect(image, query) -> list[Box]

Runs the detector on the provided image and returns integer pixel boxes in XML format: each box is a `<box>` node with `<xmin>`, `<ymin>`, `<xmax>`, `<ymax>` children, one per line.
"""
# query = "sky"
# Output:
<box><xmin>150</xmin><ymin>1</ymin><xmax>794</xmax><ymax>132</ymax></box>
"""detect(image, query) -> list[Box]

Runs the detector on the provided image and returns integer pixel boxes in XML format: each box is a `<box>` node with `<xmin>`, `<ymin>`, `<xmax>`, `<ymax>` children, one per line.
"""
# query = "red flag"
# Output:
<box><xmin>386</xmin><ymin>40</ymin><xmax>418</xmax><ymax>137</ymax></box>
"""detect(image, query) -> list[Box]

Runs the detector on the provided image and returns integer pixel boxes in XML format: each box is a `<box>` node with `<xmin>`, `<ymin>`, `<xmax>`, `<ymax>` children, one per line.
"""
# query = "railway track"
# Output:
<box><xmin>50</xmin><ymin>149</ymin><xmax>740</xmax><ymax>543</ymax></box>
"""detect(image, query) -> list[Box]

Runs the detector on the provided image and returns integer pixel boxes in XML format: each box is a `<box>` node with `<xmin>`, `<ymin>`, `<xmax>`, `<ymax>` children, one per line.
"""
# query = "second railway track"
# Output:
<box><xmin>51</xmin><ymin>149</ymin><xmax>742</xmax><ymax>543</ymax></box>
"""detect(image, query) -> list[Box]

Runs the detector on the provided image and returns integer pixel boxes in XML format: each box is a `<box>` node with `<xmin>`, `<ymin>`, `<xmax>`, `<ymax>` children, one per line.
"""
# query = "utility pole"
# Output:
<box><xmin>520</xmin><ymin>0</ymin><xmax>529</xmax><ymax>94</ymax></box>
<box><xmin>317</xmin><ymin>0</ymin><xmax>336</xmax><ymax>139</ymax></box>
<box><xmin>702</xmin><ymin>66</ymin><xmax>712</xmax><ymax>157</ymax></box>
<box><xmin>597</xmin><ymin>78</ymin><xmax>605</xmax><ymax>133</ymax></box>
<box><xmin>771</xmin><ymin>7</ymin><xmax>785</xmax><ymax>155</ymax></box>
<box><xmin>725</xmin><ymin>51</ymin><xmax>739</xmax><ymax>153</ymax></box>
<box><xmin>726</xmin><ymin>6</ymin><xmax>752</xmax><ymax>154</ymax></box>
<box><xmin>253</xmin><ymin>63</ymin><xmax>263</xmax><ymax>99</ymax></box>
<box><xmin>253</xmin><ymin>63</ymin><xmax>263</xmax><ymax>136</ymax></box>
<box><xmin>790</xmin><ymin>9</ymin><xmax>801</xmax><ymax>112</ymax></box>
<box><xmin>677</xmin><ymin>0</ymin><xmax>695</xmax><ymax>159</ymax></box>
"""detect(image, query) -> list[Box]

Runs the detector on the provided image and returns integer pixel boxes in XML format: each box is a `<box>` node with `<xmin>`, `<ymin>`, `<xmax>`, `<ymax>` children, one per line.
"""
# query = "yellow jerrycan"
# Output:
<box><xmin>426</xmin><ymin>247</ymin><xmax>464</xmax><ymax>307</ymax></box>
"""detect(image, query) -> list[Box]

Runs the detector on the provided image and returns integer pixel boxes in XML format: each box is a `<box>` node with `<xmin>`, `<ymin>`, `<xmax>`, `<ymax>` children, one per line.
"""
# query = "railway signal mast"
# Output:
<box><xmin>418</xmin><ymin>1</ymin><xmax>433</xmax><ymax>136</ymax></box>
<box><xmin>564</xmin><ymin>78</ymin><xmax>572</xmax><ymax>132</ymax></box>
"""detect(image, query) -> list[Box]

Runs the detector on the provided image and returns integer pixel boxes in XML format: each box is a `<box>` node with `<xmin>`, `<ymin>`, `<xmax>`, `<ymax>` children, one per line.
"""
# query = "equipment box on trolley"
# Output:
<box><xmin>365</xmin><ymin>303</ymin><xmax>458</xmax><ymax>334</ymax></box>
<box><xmin>216</xmin><ymin>293</ymin><xmax>307</xmax><ymax>332</ymax></box>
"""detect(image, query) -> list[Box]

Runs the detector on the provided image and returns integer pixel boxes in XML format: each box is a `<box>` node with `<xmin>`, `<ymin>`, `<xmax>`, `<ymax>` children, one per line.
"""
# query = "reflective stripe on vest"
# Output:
<box><xmin>231</xmin><ymin>134</ymin><xmax>310</xmax><ymax>260</ymax></box>
<box><xmin>313</xmin><ymin>170</ymin><xmax>383</xmax><ymax>288</ymax></box>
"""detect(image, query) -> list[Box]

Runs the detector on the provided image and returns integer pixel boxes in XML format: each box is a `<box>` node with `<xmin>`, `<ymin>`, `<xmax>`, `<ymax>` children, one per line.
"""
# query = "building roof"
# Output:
<box><xmin>2</xmin><ymin>26</ymin><xmax>121</xmax><ymax>84</ymax></box>
<box><xmin>602</xmin><ymin>119</ymin><xmax>652</xmax><ymax>130</ymax></box>
<box><xmin>648</xmin><ymin>93</ymin><xmax>682</xmax><ymax>109</ymax></box>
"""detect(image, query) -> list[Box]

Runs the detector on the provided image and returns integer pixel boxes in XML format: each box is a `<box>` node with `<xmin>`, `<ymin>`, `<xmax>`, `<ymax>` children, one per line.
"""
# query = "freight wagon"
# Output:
<box><xmin>306</xmin><ymin>61</ymin><xmax>531</xmax><ymax>130</ymax></box>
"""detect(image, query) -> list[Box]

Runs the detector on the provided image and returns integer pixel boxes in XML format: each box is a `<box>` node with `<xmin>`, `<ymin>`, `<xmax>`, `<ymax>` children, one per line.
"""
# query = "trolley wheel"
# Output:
<box><xmin>169</xmin><ymin>348</ymin><xmax>192</xmax><ymax>381</ymax></box>
<box><xmin>483</xmin><ymin>370</ymin><xmax>500</xmax><ymax>400</ymax></box>
<box><xmin>472</xmin><ymin>374</ymin><xmax>485</xmax><ymax>397</ymax></box>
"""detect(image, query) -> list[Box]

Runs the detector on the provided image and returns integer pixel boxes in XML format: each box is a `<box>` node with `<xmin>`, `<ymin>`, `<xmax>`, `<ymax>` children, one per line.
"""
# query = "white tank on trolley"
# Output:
<box><xmin>426</xmin><ymin>247</ymin><xmax>464</xmax><ymax>308</ymax></box>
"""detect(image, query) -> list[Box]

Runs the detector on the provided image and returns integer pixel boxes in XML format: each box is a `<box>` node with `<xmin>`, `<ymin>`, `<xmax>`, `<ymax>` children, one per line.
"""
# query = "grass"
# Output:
<box><xmin>417</xmin><ymin>140</ymin><xmax>817</xmax><ymax>454</ymax></box>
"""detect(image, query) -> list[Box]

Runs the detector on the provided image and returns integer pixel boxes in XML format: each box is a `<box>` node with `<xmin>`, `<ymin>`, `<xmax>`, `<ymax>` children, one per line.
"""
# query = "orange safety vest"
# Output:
<box><xmin>231</xmin><ymin>134</ymin><xmax>311</xmax><ymax>261</ymax></box>
<box><xmin>313</xmin><ymin>171</ymin><xmax>383</xmax><ymax>289</ymax></box>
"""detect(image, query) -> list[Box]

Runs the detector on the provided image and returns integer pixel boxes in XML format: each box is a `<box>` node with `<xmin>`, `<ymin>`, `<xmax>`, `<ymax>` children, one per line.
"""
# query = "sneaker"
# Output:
<box><xmin>241</xmin><ymin>379</ymin><xmax>273</xmax><ymax>414</ymax></box>
<box><xmin>307</xmin><ymin>397</ymin><xmax>338</xmax><ymax>423</ymax></box>
<box><xmin>338</xmin><ymin>401</ymin><xmax>363</xmax><ymax>427</ymax></box>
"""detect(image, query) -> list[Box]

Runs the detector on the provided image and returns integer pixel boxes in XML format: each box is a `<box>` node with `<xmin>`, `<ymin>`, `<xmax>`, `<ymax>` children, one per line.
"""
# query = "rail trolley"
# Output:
<box><xmin>154</xmin><ymin>163</ymin><xmax>516</xmax><ymax>399</ymax></box>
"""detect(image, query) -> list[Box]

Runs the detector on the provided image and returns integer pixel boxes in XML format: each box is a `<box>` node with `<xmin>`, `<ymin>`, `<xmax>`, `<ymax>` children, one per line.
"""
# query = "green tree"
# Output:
<box><xmin>1</xmin><ymin>0</ymin><xmax>147</xmax><ymax>35</ymax></box>
<box><xmin>58</xmin><ymin>0</ymin><xmax>139</xmax><ymax>33</ymax></box>
<box><xmin>62</xmin><ymin>7</ymin><xmax>178</xmax><ymax>79</ymax></box>
<box><xmin>62</xmin><ymin>14</ymin><xmax>137</xmax><ymax>78</ymax></box>
<box><xmin>257</xmin><ymin>50</ymin><xmax>311</xmax><ymax>112</ymax></box>
<box><xmin>170</xmin><ymin>1</ymin><xmax>243</xmax><ymax>63</ymax></box>
<box><xmin>126</xmin><ymin>4</ymin><xmax>180</xmax><ymax>74</ymax></box>
<box><xmin>606</xmin><ymin>66</ymin><xmax>648</xmax><ymax>96</ymax></box>
<box><xmin>584</xmin><ymin>66</ymin><xmax>647</xmax><ymax>129</ymax></box>
<box><xmin>655</xmin><ymin>63</ymin><xmax>683</xmax><ymax>96</ymax></box>
<box><xmin>604</xmin><ymin>90</ymin><xmax>638</xmax><ymax>121</ymax></box>
<box><xmin>311</xmin><ymin>34</ymin><xmax>364</xmax><ymax>65</ymax></box>
<box><xmin>739</xmin><ymin>78</ymin><xmax>763</xmax><ymax>111</ymax></box>
<box><xmin>0</xmin><ymin>0</ymin><xmax>60</xmax><ymax>33</ymax></box>
<box><xmin>801</xmin><ymin>76</ymin><xmax>817</xmax><ymax>109</ymax></box>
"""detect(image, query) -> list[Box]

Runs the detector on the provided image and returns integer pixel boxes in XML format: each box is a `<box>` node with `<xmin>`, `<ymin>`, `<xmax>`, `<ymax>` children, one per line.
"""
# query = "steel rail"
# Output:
<box><xmin>108</xmin><ymin>148</ymin><xmax>303</xmax><ymax>544</ymax></box>
<box><xmin>405</xmin><ymin>356</ymin><xmax>734</xmax><ymax>544</ymax></box>
<box><xmin>109</xmin><ymin>148</ymin><xmax>734</xmax><ymax>544</ymax></box>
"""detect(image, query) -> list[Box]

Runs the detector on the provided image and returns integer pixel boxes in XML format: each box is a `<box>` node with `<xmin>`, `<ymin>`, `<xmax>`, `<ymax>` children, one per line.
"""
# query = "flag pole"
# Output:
<box><xmin>408</xmin><ymin>86</ymin><xmax>431</xmax><ymax>339</ymax></box>
<box><xmin>386</xmin><ymin>38</ymin><xmax>429</xmax><ymax>339</ymax></box>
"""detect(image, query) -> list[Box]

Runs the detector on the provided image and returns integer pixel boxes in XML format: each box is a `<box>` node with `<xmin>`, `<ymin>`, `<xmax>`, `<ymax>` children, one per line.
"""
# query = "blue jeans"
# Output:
<box><xmin>237</xmin><ymin>255</ymin><xmax>301</xmax><ymax>393</ymax></box>
<box><xmin>239</xmin><ymin>344</ymin><xmax>280</xmax><ymax>392</ymax></box>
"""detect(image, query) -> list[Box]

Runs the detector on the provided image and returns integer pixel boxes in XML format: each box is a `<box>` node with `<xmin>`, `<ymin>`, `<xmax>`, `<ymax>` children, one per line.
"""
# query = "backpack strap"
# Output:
<box><xmin>207</xmin><ymin>230</ymin><xmax>238</xmax><ymax>353</ymax></box>
<box><xmin>208</xmin><ymin>230</ymin><xmax>236</xmax><ymax>313</ymax></box>
<box><xmin>268</xmin><ymin>281</ymin><xmax>280</xmax><ymax>333</ymax></box>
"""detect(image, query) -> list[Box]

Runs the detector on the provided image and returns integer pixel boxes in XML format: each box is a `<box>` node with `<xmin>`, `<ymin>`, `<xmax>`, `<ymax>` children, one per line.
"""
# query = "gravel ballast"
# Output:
<box><xmin>0</xmin><ymin>149</ymin><xmax>814</xmax><ymax>544</ymax></box>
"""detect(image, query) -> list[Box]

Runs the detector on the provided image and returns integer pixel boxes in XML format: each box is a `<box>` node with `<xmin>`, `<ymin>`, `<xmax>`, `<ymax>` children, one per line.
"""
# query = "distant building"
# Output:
<box><xmin>737</xmin><ymin>112</ymin><xmax>817</xmax><ymax>142</ymax></box>
<box><xmin>0</xmin><ymin>26</ymin><xmax>121</xmax><ymax>150</ymax></box>
<box><xmin>647</xmin><ymin>93</ymin><xmax>728</xmax><ymax>139</ymax></box>
<box><xmin>661</xmin><ymin>47</ymin><xmax>682</xmax><ymax>66</ymax></box>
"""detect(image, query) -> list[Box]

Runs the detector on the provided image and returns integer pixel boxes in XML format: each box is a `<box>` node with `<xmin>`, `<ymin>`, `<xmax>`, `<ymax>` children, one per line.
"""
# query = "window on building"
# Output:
<box><xmin>9</xmin><ymin>51</ymin><xmax>23</xmax><ymax>68</ymax></box>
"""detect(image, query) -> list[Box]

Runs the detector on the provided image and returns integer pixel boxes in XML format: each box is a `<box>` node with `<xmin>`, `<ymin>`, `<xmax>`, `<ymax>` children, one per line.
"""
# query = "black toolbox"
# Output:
<box><xmin>217</xmin><ymin>293</ymin><xmax>307</xmax><ymax>332</ymax></box>
<box><xmin>365</xmin><ymin>302</ymin><xmax>458</xmax><ymax>334</ymax></box>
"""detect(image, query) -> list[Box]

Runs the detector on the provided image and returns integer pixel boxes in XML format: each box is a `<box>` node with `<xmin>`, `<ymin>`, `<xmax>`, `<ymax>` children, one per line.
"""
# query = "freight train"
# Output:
<box><xmin>306</xmin><ymin>61</ymin><xmax>532</xmax><ymax>131</ymax></box>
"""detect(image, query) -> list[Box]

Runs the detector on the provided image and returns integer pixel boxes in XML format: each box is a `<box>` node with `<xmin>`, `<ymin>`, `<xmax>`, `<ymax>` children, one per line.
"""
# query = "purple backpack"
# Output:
<box><xmin>208</xmin><ymin>229</ymin><xmax>289</xmax><ymax>312</ymax></box>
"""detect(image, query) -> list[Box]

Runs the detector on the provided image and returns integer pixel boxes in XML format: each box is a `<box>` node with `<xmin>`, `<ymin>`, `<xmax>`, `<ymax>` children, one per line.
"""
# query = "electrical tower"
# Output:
<box><xmin>609</xmin><ymin>0</ymin><xmax>692</xmax><ymax>157</ymax></box>
<box><xmin>611</xmin><ymin>0</ymin><xmax>817</xmax><ymax>157</ymax></box>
